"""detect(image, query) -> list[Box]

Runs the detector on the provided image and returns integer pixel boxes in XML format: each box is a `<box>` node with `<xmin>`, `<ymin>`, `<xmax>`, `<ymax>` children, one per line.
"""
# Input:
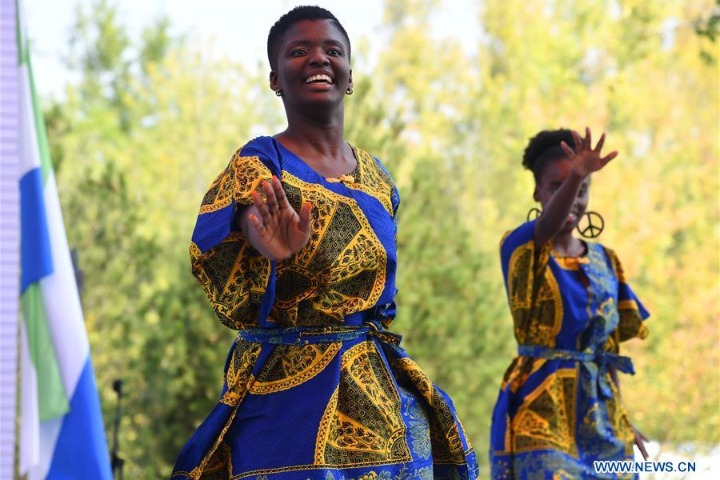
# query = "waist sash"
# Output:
<box><xmin>237</xmin><ymin>307</ymin><xmax>401</xmax><ymax>347</ymax></box>
<box><xmin>518</xmin><ymin>344</ymin><xmax>635</xmax><ymax>398</ymax></box>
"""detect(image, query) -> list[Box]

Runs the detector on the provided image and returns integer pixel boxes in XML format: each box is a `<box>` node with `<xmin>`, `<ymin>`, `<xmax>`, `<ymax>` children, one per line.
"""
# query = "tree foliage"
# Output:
<box><xmin>42</xmin><ymin>0</ymin><xmax>718</xmax><ymax>477</ymax></box>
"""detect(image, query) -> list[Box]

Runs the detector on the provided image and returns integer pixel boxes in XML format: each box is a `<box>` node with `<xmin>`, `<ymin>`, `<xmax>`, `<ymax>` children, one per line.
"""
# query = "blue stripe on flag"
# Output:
<box><xmin>46</xmin><ymin>358</ymin><xmax>113</xmax><ymax>480</ymax></box>
<box><xmin>20</xmin><ymin>167</ymin><xmax>53</xmax><ymax>293</ymax></box>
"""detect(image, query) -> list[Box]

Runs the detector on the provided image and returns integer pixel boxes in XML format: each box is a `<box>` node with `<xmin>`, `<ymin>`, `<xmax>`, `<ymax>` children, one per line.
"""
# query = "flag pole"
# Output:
<box><xmin>110</xmin><ymin>379</ymin><xmax>124</xmax><ymax>480</ymax></box>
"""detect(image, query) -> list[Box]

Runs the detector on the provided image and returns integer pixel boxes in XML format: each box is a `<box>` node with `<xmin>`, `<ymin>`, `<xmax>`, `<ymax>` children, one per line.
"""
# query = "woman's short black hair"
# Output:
<box><xmin>267</xmin><ymin>5</ymin><xmax>351</xmax><ymax>71</ymax></box>
<box><xmin>522</xmin><ymin>129</ymin><xmax>579</xmax><ymax>184</ymax></box>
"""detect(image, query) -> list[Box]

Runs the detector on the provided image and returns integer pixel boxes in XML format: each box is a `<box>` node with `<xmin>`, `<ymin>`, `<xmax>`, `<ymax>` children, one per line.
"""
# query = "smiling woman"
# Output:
<box><xmin>169</xmin><ymin>5</ymin><xmax>479</xmax><ymax>480</ymax></box>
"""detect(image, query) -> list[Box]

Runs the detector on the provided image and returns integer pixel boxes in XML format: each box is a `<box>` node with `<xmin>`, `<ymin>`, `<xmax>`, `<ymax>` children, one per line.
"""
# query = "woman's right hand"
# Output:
<box><xmin>561</xmin><ymin>127</ymin><xmax>618</xmax><ymax>177</ymax></box>
<box><xmin>240</xmin><ymin>176</ymin><xmax>312</xmax><ymax>261</ymax></box>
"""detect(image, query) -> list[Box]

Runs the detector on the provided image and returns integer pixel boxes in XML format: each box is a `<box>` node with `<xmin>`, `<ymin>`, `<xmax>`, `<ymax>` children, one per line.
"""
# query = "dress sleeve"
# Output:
<box><xmin>189</xmin><ymin>146</ymin><xmax>279</xmax><ymax>330</ymax></box>
<box><xmin>604</xmin><ymin>247</ymin><xmax>650</xmax><ymax>350</ymax></box>
<box><xmin>500</xmin><ymin>220</ymin><xmax>557</xmax><ymax>345</ymax></box>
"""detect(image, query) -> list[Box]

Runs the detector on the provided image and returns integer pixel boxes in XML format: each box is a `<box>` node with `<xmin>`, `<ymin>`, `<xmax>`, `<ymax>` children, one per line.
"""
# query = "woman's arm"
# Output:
<box><xmin>608</xmin><ymin>363</ymin><xmax>650</xmax><ymax>460</ymax></box>
<box><xmin>533</xmin><ymin>169</ymin><xmax>587</xmax><ymax>246</ymax></box>
<box><xmin>534</xmin><ymin>128</ymin><xmax>618</xmax><ymax>246</ymax></box>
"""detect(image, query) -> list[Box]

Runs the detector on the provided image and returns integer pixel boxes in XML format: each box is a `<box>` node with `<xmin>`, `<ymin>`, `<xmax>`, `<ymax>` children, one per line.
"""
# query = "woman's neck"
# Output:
<box><xmin>553</xmin><ymin>232</ymin><xmax>586</xmax><ymax>257</ymax></box>
<box><xmin>275</xmin><ymin>124</ymin><xmax>355</xmax><ymax>178</ymax></box>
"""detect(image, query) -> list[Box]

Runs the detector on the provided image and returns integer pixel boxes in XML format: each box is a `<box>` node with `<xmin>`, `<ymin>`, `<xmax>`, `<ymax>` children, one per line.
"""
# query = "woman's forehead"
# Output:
<box><xmin>283</xmin><ymin>19</ymin><xmax>348</xmax><ymax>46</ymax></box>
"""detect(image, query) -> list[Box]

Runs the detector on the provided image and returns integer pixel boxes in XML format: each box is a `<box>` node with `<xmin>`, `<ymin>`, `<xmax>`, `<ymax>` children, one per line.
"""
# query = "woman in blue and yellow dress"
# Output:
<box><xmin>489</xmin><ymin>128</ymin><xmax>650</xmax><ymax>479</ymax></box>
<box><xmin>171</xmin><ymin>6</ymin><xmax>478</xmax><ymax>480</ymax></box>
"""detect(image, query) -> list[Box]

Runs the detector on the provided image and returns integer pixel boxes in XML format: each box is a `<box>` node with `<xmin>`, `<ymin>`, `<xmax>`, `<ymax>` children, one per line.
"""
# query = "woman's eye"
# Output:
<box><xmin>327</xmin><ymin>48</ymin><xmax>342</xmax><ymax>56</ymax></box>
<box><xmin>290</xmin><ymin>49</ymin><xmax>306</xmax><ymax>57</ymax></box>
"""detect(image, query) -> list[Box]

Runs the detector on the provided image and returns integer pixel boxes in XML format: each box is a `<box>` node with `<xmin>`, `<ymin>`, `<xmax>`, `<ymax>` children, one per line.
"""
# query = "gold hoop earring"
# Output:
<box><xmin>526</xmin><ymin>207</ymin><xmax>542</xmax><ymax>222</ymax></box>
<box><xmin>346</xmin><ymin>87</ymin><xmax>353</xmax><ymax>95</ymax></box>
<box><xmin>275</xmin><ymin>89</ymin><xmax>283</xmax><ymax>97</ymax></box>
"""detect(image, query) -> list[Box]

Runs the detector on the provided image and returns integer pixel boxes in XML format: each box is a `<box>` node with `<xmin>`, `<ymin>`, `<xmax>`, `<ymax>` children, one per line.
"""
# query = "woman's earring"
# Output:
<box><xmin>346</xmin><ymin>87</ymin><xmax>353</xmax><ymax>95</ymax></box>
<box><xmin>576</xmin><ymin>211</ymin><xmax>604</xmax><ymax>238</ymax></box>
<box><xmin>527</xmin><ymin>207</ymin><xmax>542</xmax><ymax>222</ymax></box>
<box><xmin>275</xmin><ymin>89</ymin><xmax>283</xmax><ymax>97</ymax></box>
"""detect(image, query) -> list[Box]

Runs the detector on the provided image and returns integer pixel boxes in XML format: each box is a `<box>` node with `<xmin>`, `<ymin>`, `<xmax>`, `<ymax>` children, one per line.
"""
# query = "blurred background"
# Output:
<box><xmin>22</xmin><ymin>0</ymin><xmax>719</xmax><ymax>477</ymax></box>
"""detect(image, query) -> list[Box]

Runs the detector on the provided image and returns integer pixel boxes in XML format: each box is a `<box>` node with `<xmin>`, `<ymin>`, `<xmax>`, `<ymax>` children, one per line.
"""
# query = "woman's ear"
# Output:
<box><xmin>269</xmin><ymin>71</ymin><xmax>278</xmax><ymax>92</ymax></box>
<box><xmin>532</xmin><ymin>187</ymin><xmax>540</xmax><ymax>202</ymax></box>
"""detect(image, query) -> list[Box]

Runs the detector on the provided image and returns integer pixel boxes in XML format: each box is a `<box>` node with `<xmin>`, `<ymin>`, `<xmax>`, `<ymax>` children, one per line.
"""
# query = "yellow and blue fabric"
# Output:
<box><xmin>171</xmin><ymin>136</ymin><xmax>478</xmax><ymax>480</ymax></box>
<box><xmin>489</xmin><ymin>220</ymin><xmax>649</xmax><ymax>479</ymax></box>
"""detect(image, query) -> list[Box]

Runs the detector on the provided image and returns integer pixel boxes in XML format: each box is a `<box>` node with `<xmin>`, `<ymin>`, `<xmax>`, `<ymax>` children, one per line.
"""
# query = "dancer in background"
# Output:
<box><xmin>489</xmin><ymin>128</ymin><xmax>650</xmax><ymax>479</ymax></box>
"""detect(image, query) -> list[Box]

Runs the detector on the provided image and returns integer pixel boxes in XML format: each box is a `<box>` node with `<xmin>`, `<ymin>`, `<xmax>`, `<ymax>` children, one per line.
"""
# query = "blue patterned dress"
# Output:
<box><xmin>171</xmin><ymin>137</ymin><xmax>478</xmax><ymax>480</ymax></box>
<box><xmin>489</xmin><ymin>220</ymin><xmax>649</xmax><ymax>479</ymax></box>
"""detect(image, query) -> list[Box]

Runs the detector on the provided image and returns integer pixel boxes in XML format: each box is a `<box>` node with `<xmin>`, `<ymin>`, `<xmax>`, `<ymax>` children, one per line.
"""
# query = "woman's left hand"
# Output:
<box><xmin>242</xmin><ymin>175</ymin><xmax>312</xmax><ymax>261</ymax></box>
<box><xmin>633</xmin><ymin>426</ymin><xmax>650</xmax><ymax>460</ymax></box>
<box><xmin>560</xmin><ymin>127</ymin><xmax>618</xmax><ymax>177</ymax></box>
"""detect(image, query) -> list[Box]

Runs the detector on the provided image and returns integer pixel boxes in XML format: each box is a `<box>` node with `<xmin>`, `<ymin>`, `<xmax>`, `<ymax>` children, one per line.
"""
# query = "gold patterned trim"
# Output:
<box><xmin>509</xmin><ymin>367</ymin><xmax>579</xmax><ymax>457</ymax></box>
<box><xmin>198</xmin><ymin>154</ymin><xmax>271</xmax><ymax>215</ymax></box>
<box><xmin>250</xmin><ymin>343</ymin><xmax>342</xmax><ymax>395</ymax></box>
<box><xmin>617</xmin><ymin>299</ymin><xmax>638</xmax><ymax>311</ymax></box>
<box><xmin>279</xmin><ymin>170</ymin><xmax>388</xmax><ymax>321</ymax></box>
<box><xmin>314</xmin><ymin>341</ymin><xmax>409</xmax><ymax>465</ymax></box>
<box><xmin>508</xmin><ymin>241</ymin><xmax>563</xmax><ymax>346</ymax></box>
<box><xmin>339</xmin><ymin>146</ymin><xmax>395</xmax><ymax>216</ymax></box>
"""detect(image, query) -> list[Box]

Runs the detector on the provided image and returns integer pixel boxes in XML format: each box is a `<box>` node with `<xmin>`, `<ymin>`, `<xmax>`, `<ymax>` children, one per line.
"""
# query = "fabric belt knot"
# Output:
<box><xmin>518</xmin><ymin>345</ymin><xmax>635</xmax><ymax>398</ymax></box>
<box><xmin>238</xmin><ymin>308</ymin><xmax>402</xmax><ymax>347</ymax></box>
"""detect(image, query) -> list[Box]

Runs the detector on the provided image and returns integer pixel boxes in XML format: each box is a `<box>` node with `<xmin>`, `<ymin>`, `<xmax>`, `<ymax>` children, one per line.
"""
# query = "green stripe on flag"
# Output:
<box><xmin>17</xmin><ymin>2</ymin><xmax>51</xmax><ymax>183</ymax></box>
<box><xmin>27</xmin><ymin>46</ymin><xmax>52</xmax><ymax>182</ymax></box>
<box><xmin>21</xmin><ymin>284</ymin><xmax>69</xmax><ymax>421</ymax></box>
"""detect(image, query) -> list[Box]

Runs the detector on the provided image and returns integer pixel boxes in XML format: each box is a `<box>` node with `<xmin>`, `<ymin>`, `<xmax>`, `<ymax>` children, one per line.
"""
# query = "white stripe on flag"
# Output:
<box><xmin>19</xmin><ymin>59</ymin><xmax>40</xmax><ymax>177</ymax></box>
<box><xmin>40</xmin><ymin>173</ymin><xmax>89</xmax><ymax>394</ymax></box>
<box><xmin>18</xmin><ymin>319</ymin><xmax>39</xmax><ymax>474</ymax></box>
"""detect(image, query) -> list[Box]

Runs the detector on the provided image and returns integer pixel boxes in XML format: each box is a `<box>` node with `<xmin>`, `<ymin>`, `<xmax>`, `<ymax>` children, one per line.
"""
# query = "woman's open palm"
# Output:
<box><xmin>246</xmin><ymin>176</ymin><xmax>312</xmax><ymax>261</ymax></box>
<box><xmin>561</xmin><ymin>127</ymin><xmax>618</xmax><ymax>177</ymax></box>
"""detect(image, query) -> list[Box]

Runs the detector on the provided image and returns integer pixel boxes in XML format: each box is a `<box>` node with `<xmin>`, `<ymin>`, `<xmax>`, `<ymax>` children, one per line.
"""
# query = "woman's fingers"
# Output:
<box><xmin>251</xmin><ymin>189</ymin><xmax>274</xmax><ymax>227</ymax></box>
<box><xmin>249</xmin><ymin>178</ymin><xmax>312</xmax><ymax>256</ymax></box>
<box><xmin>262</xmin><ymin>179</ymin><xmax>279</xmax><ymax>215</ymax></box>
<box><xmin>560</xmin><ymin>141</ymin><xmax>575</xmax><ymax>158</ymax></box>
<box><xmin>637</xmin><ymin>436</ymin><xmax>650</xmax><ymax>460</ymax></box>
<box><xmin>602</xmin><ymin>150</ymin><xmax>619</xmax><ymax>163</ymax></box>
<box><xmin>572</xmin><ymin>130</ymin><xmax>583</xmax><ymax>152</ymax></box>
<box><xmin>251</xmin><ymin>179</ymin><xmax>282</xmax><ymax>225</ymax></box>
<box><xmin>594</xmin><ymin>132</ymin><xmax>606</xmax><ymax>153</ymax></box>
<box><xmin>298</xmin><ymin>201</ymin><xmax>312</xmax><ymax>233</ymax></box>
<box><xmin>247</xmin><ymin>212</ymin><xmax>265</xmax><ymax>235</ymax></box>
<box><xmin>271</xmin><ymin>176</ymin><xmax>292</xmax><ymax>212</ymax></box>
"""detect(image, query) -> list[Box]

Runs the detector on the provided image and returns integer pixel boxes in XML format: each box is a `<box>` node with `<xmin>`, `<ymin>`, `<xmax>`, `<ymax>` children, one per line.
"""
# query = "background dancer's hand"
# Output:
<box><xmin>241</xmin><ymin>176</ymin><xmax>312</xmax><ymax>261</ymax></box>
<box><xmin>561</xmin><ymin>127</ymin><xmax>618</xmax><ymax>177</ymax></box>
<box><xmin>633</xmin><ymin>426</ymin><xmax>650</xmax><ymax>460</ymax></box>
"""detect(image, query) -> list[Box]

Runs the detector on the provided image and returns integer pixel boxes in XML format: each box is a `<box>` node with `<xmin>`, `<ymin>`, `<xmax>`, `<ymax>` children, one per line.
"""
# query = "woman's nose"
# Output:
<box><xmin>308</xmin><ymin>48</ymin><xmax>330</xmax><ymax>66</ymax></box>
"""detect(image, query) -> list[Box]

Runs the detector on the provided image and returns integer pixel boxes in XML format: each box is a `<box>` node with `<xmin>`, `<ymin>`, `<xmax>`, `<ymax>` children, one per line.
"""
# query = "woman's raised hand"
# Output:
<box><xmin>561</xmin><ymin>127</ymin><xmax>618</xmax><ymax>177</ymax></box>
<box><xmin>245</xmin><ymin>176</ymin><xmax>312</xmax><ymax>261</ymax></box>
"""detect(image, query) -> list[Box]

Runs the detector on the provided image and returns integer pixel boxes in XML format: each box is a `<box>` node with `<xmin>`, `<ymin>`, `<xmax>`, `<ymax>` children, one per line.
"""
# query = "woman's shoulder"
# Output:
<box><xmin>501</xmin><ymin>220</ymin><xmax>537</xmax><ymax>249</ymax></box>
<box><xmin>586</xmin><ymin>241</ymin><xmax>618</xmax><ymax>260</ymax></box>
<box><xmin>225</xmin><ymin>136</ymin><xmax>283</xmax><ymax>175</ymax></box>
<box><xmin>351</xmin><ymin>144</ymin><xmax>397</xmax><ymax>188</ymax></box>
<box><xmin>499</xmin><ymin>220</ymin><xmax>541</xmax><ymax>270</ymax></box>
<box><xmin>235</xmin><ymin>136</ymin><xmax>277</xmax><ymax>158</ymax></box>
<box><xmin>352</xmin><ymin>145</ymin><xmax>389</xmax><ymax>170</ymax></box>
